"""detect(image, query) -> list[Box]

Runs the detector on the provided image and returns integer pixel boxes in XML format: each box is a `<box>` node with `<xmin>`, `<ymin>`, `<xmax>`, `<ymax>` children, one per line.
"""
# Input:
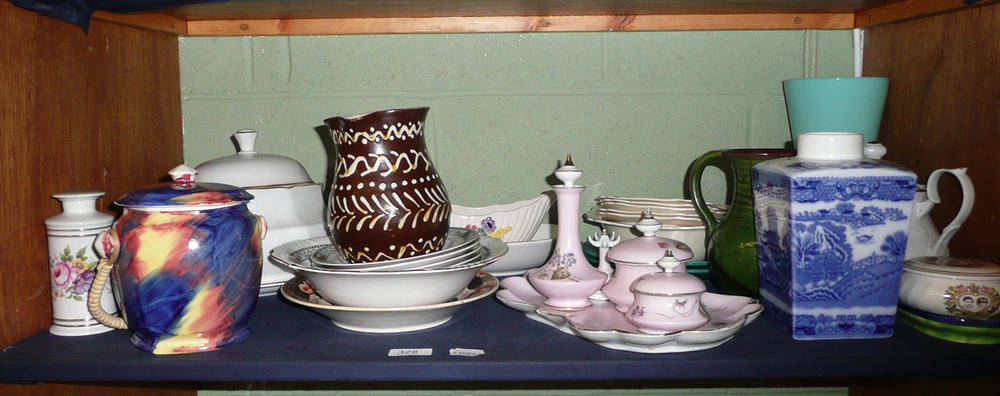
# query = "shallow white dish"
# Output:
<box><xmin>272</xmin><ymin>236</ymin><xmax>507</xmax><ymax>308</ymax></box>
<box><xmin>596</xmin><ymin>196</ymin><xmax>726</xmax><ymax>209</ymax></box>
<box><xmin>451</xmin><ymin>194</ymin><xmax>552</xmax><ymax>242</ymax></box>
<box><xmin>584</xmin><ymin>207</ymin><xmax>711</xmax><ymax>261</ymax></box>
<box><xmin>311</xmin><ymin>227</ymin><xmax>480</xmax><ymax>270</ymax></box>
<box><xmin>324</xmin><ymin>240</ymin><xmax>482</xmax><ymax>272</ymax></box>
<box><xmin>259</xmin><ymin>279</ymin><xmax>286</xmax><ymax>296</ymax></box>
<box><xmin>258</xmin><ymin>221</ymin><xmax>328</xmax><ymax>296</ymax></box>
<box><xmin>496</xmin><ymin>276</ymin><xmax>762</xmax><ymax>353</ymax></box>
<box><xmin>483</xmin><ymin>224</ymin><xmax>556</xmax><ymax>276</ymax></box>
<box><xmin>282</xmin><ymin>272</ymin><xmax>499</xmax><ymax>333</ymax></box>
<box><xmin>596</xmin><ymin>209</ymin><xmax>707</xmax><ymax>227</ymax></box>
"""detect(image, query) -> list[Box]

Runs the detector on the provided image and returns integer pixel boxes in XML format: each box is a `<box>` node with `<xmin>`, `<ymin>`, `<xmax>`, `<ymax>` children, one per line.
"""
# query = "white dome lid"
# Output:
<box><xmin>196</xmin><ymin>129</ymin><xmax>313</xmax><ymax>187</ymax></box>
<box><xmin>905</xmin><ymin>256</ymin><xmax>1000</xmax><ymax>278</ymax></box>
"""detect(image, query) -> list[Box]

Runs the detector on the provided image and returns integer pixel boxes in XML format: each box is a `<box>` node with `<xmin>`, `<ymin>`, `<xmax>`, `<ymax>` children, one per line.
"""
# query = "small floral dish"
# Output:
<box><xmin>282</xmin><ymin>272</ymin><xmax>498</xmax><ymax>333</ymax></box>
<box><xmin>484</xmin><ymin>224</ymin><xmax>557</xmax><ymax>276</ymax></box>
<box><xmin>496</xmin><ymin>276</ymin><xmax>762</xmax><ymax>353</ymax></box>
<box><xmin>451</xmin><ymin>194</ymin><xmax>552</xmax><ymax>243</ymax></box>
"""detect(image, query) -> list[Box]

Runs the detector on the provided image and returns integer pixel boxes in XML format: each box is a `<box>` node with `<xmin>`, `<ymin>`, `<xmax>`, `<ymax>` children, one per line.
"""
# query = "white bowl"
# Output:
<box><xmin>282</xmin><ymin>272</ymin><xmax>499</xmax><ymax>333</ymax></box>
<box><xmin>272</xmin><ymin>236</ymin><xmax>507</xmax><ymax>308</ymax></box>
<box><xmin>584</xmin><ymin>207</ymin><xmax>710</xmax><ymax>261</ymax></box>
<box><xmin>450</xmin><ymin>194</ymin><xmax>552</xmax><ymax>242</ymax></box>
<box><xmin>900</xmin><ymin>256</ymin><xmax>1000</xmax><ymax>318</ymax></box>
<box><xmin>483</xmin><ymin>224</ymin><xmax>557</xmax><ymax>276</ymax></box>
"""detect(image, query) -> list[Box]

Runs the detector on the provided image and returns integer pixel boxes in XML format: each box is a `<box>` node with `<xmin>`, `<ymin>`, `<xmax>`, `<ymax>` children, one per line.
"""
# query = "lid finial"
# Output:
<box><xmin>657</xmin><ymin>250</ymin><xmax>682</xmax><ymax>273</ymax></box>
<box><xmin>168</xmin><ymin>164</ymin><xmax>198</xmax><ymax>187</ymax></box>
<box><xmin>633</xmin><ymin>209</ymin><xmax>663</xmax><ymax>237</ymax></box>
<box><xmin>554</xmin><ymin>154</ymin><xmax>583</xmax><ymax>187</ymax></box>
<box><xmin>234</xmin><ymin>129</ymin><xmax>259</xmax><ymax>155</ymax></box>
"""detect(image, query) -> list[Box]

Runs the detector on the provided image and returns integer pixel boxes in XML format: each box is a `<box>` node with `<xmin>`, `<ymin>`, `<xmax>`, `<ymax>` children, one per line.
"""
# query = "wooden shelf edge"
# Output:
<box><xmin>181</xmin><ymin>13</ymin><xmax>853</xmax><ymax>35</ymax></box>
<box><xmin>25</xmin><ymin>0</ymin><xmax>1000</xmax><ymax>35</ymax></box>
<box><xmin>855</xmin><ymin>0</ymin><xmax>999</xmax><ymax>27</ymax></box>
<box><xmin>92</xmin><ymin>10</ymin><xmax>187</xmax><ymax>35</ymax></box>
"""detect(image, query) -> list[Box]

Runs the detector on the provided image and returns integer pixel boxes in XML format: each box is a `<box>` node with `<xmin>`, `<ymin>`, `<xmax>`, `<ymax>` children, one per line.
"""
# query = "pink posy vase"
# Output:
<box><xmin>526</xmin><ymin>158</ymin><xmax>607</xmax><ymax>309</ymax></box>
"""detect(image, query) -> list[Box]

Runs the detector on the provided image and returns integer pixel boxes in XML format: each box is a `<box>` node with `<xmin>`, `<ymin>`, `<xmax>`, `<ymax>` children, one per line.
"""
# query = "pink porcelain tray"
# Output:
<box><xmin>496</xmin><ymin>276</ymin><xmax>762</xmax><ymax>354</ymax></box>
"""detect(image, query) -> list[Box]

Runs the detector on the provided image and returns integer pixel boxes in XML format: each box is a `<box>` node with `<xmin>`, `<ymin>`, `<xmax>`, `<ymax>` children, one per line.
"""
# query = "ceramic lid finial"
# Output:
<box><xmin>634</xmin><ymin>209</ymin><xmax>662</xmax><ymax>237</ymax></box>
<box><xmin>234</xmin><ymin>129</ymin><xmax>259</xmax><ymax>155</ymax></box>
<box><xmin>863</xmin><ymin>142</ymin><xmax>887</xmax><ymax>159</ymax></box>
<box><xmin>554</xmin><ymin>154</ymin><xmax>583</xmax><ymax>187</ymax></box>
<box><xmin>168</xmin><ymin>164</ymin><xmax>198</xmax><ymax>186</ymax></box>
<box><xmin>657</xmin><ymin>251</ymin><xmax>682</xmax><ymax>273</ymax></box>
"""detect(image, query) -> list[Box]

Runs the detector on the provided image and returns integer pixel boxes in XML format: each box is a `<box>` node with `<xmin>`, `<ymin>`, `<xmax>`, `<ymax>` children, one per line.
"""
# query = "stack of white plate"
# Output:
<box><xmin>311</xmin><ymin>228</ymin><xmax>486</xmax><ymax>272</ymax></box>
<box><xmin>584</xmin><ymin>196</ymin><xmax>728</xmax><ymax>261</ymax></box>
<box><xmin>269</xmin><ymin>228</ymin><xmax>507</xmax><ymax>333</ymax></box>
<box><xmin>595</xmin><ymin>196</ymin><xmax>727</xmax><ymax>224</ymax></box>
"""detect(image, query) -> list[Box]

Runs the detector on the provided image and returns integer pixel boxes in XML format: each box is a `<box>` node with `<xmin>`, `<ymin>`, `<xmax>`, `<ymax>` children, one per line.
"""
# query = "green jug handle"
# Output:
<box><xmin>686</xmin><ymin>150</ymin><xmax>733</xmax><ymax>246</ymax></box>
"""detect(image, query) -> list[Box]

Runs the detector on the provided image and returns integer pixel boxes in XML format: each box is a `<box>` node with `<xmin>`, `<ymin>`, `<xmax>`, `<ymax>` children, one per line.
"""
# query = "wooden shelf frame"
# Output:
<box><xmin>85</xmin><ymin>0</ymin><xmax>997</xmax><ymax>36</ymax></box>
<box><xmin>3</xmin><ymin>1</ymin><xmax>999</xmax><ymax>394</ymax></box>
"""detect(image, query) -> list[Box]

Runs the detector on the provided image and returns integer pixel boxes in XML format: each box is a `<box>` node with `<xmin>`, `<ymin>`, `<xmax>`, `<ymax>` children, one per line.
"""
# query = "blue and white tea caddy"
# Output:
<box><xmin>752</xmin><ymin>132</ymin><xmax>917</xmax><ymax>340</ymax></box>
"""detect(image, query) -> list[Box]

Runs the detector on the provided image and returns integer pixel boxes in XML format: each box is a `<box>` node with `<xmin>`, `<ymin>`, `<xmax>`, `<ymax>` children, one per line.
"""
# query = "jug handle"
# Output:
<box><xmin>926</xmin><ymin>168</ymin><xmax>975</xmax><ymax>256</ymax></box>
<box><xmin>686</xmin><ymin>150</ymin><xmax>730</xmax><ymax>245</ymax></box>
<box><xmin>255</xmin><ymin>214</ymin><xmax>268</xmax><ymax>242</ymax></box>
<box><xmin>87</xmin><ymin>230</ymin><xmax>128</xmax><ymax>329</ymax></box>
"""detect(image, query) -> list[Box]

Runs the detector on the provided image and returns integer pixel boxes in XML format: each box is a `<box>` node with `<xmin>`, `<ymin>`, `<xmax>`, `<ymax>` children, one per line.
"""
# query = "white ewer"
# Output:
<box><xmin>44</xmin><ymin>191</ymin><xmax>118</xmax><ymax>336</ymax></box>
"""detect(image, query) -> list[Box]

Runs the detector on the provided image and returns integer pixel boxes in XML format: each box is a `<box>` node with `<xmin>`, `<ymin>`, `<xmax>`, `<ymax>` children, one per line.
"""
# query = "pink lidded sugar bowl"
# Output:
<box><xmin>602</xmin><ymin>210</ymin><xmax>694</xmax><ymax>312</ymax></box>
<box><xmin>625</xmin><ymin>252</ymin><xmax>709</xmax><ymax>334</ymax></box>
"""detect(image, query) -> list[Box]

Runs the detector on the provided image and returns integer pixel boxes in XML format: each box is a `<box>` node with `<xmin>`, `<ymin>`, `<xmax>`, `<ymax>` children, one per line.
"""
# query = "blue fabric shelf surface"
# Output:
<box><xmin>1</xmin><ymin>291</ymin><xmax>998</xmax><ymax>383</ymax></box>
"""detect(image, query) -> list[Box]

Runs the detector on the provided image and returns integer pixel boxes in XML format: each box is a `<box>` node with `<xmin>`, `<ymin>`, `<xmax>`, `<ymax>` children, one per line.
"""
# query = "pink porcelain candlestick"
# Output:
<box><xmin>528</xmin><ymin>155</ymin><xmax>608</xmax><ymax>310</ymax></box>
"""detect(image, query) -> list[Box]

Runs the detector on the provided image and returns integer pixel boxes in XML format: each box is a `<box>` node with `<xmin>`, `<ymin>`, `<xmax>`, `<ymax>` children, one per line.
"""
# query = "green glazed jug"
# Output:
<box><xmin>687</xmin><ymin>148</ymin><xmax>794</xmax><ymax>297</ymax></box>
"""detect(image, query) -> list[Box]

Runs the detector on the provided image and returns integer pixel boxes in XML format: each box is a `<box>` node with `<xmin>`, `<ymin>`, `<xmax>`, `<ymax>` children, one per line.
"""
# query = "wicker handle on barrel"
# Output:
<box><xmin>87</xmin><ymin>229</ymin><xmax>128</xmax><ymax>329</ymax></box>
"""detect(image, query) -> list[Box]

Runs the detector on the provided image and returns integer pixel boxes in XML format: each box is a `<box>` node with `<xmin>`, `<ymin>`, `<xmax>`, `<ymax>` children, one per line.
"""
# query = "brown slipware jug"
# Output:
<box><xmin>324</xmin><ymin>107</ymin><xmax>451</xmax><ymax>263</ymax></box>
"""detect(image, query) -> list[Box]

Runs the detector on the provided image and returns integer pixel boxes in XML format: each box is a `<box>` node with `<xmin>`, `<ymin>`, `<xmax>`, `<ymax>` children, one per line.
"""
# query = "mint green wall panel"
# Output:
<box><xmin>180</xmin><ymin>30</ymin><xmax>854</xmax><ymax>238</ymax></box>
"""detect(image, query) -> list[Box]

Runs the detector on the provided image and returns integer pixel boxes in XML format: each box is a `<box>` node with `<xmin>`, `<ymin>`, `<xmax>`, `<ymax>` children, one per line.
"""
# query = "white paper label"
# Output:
<box><xmin>387</xmin><ymin>348</ymin><xmax>433</xmax><ymax>357</ymax></box>
<box><xmin>449</xmin><ymin>348</ymin><xmax>485</xmax><ymax>357</ymax></box>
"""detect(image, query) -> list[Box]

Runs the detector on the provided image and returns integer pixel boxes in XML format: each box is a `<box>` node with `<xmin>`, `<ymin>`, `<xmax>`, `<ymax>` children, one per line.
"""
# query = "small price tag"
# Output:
<box><xmin>449</xmin><ymin>348</ymin><xmax>485</xmax><ymax>357</ymax></box>
<box><xmin>387</xmin><ymin>348</ymin><xmax>433</xmax><ymax>357</ymax></box>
